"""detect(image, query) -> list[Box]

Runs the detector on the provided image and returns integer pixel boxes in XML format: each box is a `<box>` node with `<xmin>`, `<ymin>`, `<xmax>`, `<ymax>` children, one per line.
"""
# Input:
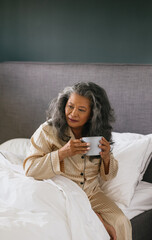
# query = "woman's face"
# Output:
<box><xmin>65</xmin><ymin>93</ymin><xmax>91</xmax><ymax>131</ymax></box>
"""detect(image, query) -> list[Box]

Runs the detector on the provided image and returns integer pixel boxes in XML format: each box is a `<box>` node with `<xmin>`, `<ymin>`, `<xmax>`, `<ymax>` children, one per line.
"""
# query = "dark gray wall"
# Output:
<box><xmin>0</xmin><ymin>0</ymin><xmax>152</xmax><ymax>63</ymax></box>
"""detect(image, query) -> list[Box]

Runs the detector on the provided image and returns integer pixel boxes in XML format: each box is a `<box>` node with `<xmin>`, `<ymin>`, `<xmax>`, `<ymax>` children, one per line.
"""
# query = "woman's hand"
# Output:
<box><xmin>99</xmin><ymin>137</ymin><xmax>111</xmax><ymax>174</ymax></box>
<box><xmin>58</xmin><ymin>139</ymin><xmax>90</xmax><ymax>161</ymax></box>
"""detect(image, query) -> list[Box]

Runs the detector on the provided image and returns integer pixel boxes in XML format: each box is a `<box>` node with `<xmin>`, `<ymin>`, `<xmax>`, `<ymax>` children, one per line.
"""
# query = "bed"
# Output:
<box><xmin>0</xmin><ymin>62</ymin><xmax>152</xmax><ymax>240</ymax></box>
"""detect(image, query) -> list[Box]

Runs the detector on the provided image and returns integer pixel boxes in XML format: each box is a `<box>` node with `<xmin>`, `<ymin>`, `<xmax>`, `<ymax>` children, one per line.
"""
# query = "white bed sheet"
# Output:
<box><xmin>118</xmin><ymin>181</ymin><xmax>152</xmax><ymax>220</ymax></box>
<box><xmin>0</xmin><ymin>150</ymin><xmax>152</xmax><ymax>240</ymax></box>
<box><xmin>0</xmin><ymin>152</ymin><xmax>109</xmax><ymax>240</ymax></box>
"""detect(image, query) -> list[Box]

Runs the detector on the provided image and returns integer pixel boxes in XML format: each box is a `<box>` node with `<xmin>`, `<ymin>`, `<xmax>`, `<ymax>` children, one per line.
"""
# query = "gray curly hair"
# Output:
<box><xmin>47</xmin><ymin>82</ymin><xmax>115</xmax><ymax>143</ymax></box>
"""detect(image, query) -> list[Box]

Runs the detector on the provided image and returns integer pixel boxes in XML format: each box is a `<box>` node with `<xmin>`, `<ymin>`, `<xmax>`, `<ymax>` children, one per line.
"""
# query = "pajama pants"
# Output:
<box><xmin>88</xmin><ymin>189</ymin><xmax>132</xmax><ymax>240</ymax></box>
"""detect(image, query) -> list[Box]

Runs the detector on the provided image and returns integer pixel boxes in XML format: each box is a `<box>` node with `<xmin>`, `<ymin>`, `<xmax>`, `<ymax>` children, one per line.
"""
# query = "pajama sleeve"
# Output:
<box><xmin>23</xmin><ymin>123</ymin><xmax>62</xmax><ymax>180</ymax></box>
<box><xmin>100</xmin><ymin>152</ymin><xmax>118</xmax><ymax>181</ymax></box>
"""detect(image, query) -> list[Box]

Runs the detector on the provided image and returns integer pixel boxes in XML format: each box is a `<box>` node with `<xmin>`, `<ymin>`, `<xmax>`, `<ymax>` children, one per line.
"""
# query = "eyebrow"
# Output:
<box><xmin>68</xmin><ymin>102</ymin><xmax>87</xmax><ymax>109</ymax></box>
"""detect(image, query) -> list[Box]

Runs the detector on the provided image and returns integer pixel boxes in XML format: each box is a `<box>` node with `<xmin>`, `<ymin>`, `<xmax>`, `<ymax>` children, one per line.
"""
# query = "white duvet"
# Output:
<box><xmin>0</xmin><ymin>152</ymin><xmax>109</xmax><ymax>240</ymax></box>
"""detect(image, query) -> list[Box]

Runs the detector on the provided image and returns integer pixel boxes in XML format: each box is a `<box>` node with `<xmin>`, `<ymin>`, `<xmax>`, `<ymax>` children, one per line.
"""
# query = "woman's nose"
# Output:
<box><xmin>71</xmin><ymin>108</ymin><xmax>78</xmax><ymax>116</ymax></box>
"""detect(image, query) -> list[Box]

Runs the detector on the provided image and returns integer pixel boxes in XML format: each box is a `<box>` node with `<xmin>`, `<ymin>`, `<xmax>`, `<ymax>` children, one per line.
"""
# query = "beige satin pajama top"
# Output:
<box><xmin>23</xmin><ymin>121</ymin><xmax>118</xmax><ymax>198</ymax></box>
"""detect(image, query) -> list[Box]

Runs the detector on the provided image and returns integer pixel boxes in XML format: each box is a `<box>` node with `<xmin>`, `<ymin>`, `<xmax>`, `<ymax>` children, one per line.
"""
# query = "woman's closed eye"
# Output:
<box><xmin>68</xmin><ymin>105</ymin><xmax>74</xmax><ymax>109</ymax></box>
<box><xmin>68</xmin><ymin>105</ymin><xmax>86</xmax><ymax>112</ymax></box>
<box><xmin>79</xmin><ymin>108</ymin><xmax>86</xmax><ymax>112</ymax></box>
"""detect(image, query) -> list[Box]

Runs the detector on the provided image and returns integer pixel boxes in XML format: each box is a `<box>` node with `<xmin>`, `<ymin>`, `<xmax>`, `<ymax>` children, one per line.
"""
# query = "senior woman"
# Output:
<box><xmin>23</xmin><ymin>82</ymin><xmax>132</xmax><ymax>240</ymax></box>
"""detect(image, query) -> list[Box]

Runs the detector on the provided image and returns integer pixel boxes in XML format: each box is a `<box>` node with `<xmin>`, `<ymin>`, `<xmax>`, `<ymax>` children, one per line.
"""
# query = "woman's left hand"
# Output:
<box><xmin>99</xmin><ymin>137</ymin><xmax>111</xmax><ymax>173</ymax></box>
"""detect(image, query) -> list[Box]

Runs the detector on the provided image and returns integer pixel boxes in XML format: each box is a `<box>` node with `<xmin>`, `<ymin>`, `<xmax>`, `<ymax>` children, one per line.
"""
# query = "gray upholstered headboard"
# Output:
<box><xmin>0</xmin><ymin>62</ymin><xmax>152</xmax><ymax>144</ymax></box>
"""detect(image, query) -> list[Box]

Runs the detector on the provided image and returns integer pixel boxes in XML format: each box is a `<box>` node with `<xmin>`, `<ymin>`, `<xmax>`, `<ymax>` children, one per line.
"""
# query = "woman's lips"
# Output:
<box><xmin>68</xmin><ymin>118</ymin><xmax>78</xmax><ymax>122</ymax></box>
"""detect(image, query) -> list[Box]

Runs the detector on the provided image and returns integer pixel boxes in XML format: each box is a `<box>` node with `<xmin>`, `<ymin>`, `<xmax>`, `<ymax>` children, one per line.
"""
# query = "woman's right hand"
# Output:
<box><xmin>58</xmin><ymin>139</ymin><xmax>90</xmax><ymax>161</ymax></box>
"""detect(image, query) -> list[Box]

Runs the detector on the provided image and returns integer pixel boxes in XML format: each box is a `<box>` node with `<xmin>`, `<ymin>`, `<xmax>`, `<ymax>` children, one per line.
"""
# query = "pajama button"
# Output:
<box><xmin>81</xmin><ymin>155</ymin><xmax>84</xmax><ymax>159</ymax></box>
<box><xmin>80</xmin><ymin>182</ymin><xmax>83</xmax><ymax>185</ymax></box>
<box><xmin>80</xmin><ymin>172</ymin><xmax>83</xmax><ymax>176</ymax></box>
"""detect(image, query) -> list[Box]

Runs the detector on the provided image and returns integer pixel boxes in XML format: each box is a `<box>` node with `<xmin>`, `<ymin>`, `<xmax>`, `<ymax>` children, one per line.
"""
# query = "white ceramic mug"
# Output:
<box><xmin>81</xmin><ymin>136</ymin><xmax>102</xmax><ymax>156</ymax></box>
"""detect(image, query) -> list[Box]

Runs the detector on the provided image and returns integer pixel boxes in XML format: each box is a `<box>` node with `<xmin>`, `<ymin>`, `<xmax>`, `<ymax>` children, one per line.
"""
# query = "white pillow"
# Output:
<box><xmin>100</xmin><ymin>132</ymin><xmax>152</xmax><ymax>207</ymax></box>
<box><xmin>0</xmin><ymin>138</ymin><xmax>30</xmax><ymax>158</ymax></box>
<box><xmin>112</xmin><ymin>132</ymin><xmax>152</xmax><ymax>180</ymax></box>
<box><xmin>118</xmin><ymin>181</ymin><xmax>152</xmax><ymax>220</ymax></box>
